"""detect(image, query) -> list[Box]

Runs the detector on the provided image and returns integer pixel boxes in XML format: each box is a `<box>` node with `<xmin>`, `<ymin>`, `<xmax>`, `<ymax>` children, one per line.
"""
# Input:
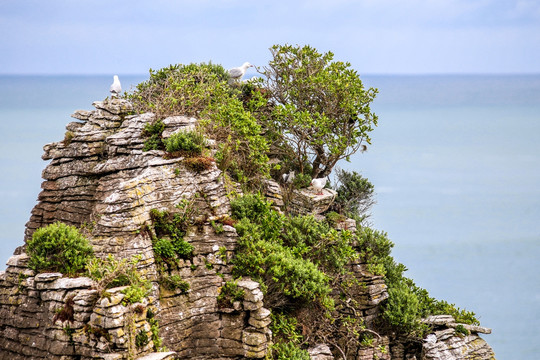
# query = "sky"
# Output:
<box><xmin>1</xmin><ymin>0</ymin><xmax>539</xmax><ymax>75</ymax></box>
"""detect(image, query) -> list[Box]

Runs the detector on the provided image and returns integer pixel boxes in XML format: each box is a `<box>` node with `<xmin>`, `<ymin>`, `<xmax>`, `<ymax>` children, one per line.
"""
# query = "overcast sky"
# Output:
<box><xmin>1</xmin><ymin>0</ymin><xmax>539</xmax><ymax>75</ymax></box>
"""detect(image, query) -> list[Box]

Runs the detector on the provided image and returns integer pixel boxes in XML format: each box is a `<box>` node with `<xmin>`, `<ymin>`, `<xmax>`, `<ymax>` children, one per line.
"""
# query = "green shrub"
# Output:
<box><xmin>128</xmin><ymin>62</ymin><xmax>231</xmax><ymax>119</ymax></box>
<box><xmin>356</xmin><ymin>227</ymin><xmax>394</xmax><ymax>276</ymax></box>
<box><xmin>142</xmin><ymin>119</ymin><xmax>165</xmax><ymax>151</ymax></box>
<box><xmin>455</xmin><ymin>324</ymin><xmax>470</xmax><ymax>337</ymax></box>
<box><xmin>292</xmin><ymin>172</ymin><xmax>312</xmax><ymax>189</ymax></box>
<box><xmin>271</xmin><ymin>342</ymin><xmax>310</xmax><ymax>360</ymax></box>
<box><xmin>86</xmin><ymin>255</ymin><xmax>152</xmax><ymax>305</ymax></box>
<box><xmin>331</xmin><ymin>169</ymin><xmax>375</xmax><ymax>224</ymax></box>
<box><xmin>202</xmin><ymin>97</ymin><xmax>270</xmax><ymax>185</ymax></box>
<box><xmin>217</xmin><ymin>280</ymin><xmax>245</xmax><ymax>308</ymax></box>
<box><xmin>135</xmin><ymin>330</ymin><xmax>149</xmax><ymax>348</ymax></box>
<box><xmin>27</xmin><ymin>222</ymin><xmax>94</xmax><ymax>275</ymax></box>
<box><xmin>149</xmin><ymin>207</ymin><xmax>195</xmax><ymax>265</ymax></box>
<box><xmin>230</xmin><ymin>193</ymin><xmax>273</xmax><ymax>221</ymax></box>
<box><xmin>270</xmin><ymin>312</ymin><xmax>304</xmax><ymax>344</ymax></box>
<box><xmin>383</xmin><ymin>281</ymin><xmax>421</xmax><ymax>333</ymax></box>
<box><xmin>160</xmin><ymin>274</ymin><xmax>190</xmax><ymax>293</ymax></box>
<box><xmin>163</xmin><ymin>130</ymin><xmax>206</xmax><ymax>155</ymax></box>
<box><xmin>230</xmin><ymin>194</ymin><xmax>358</xmax><ymax>309</ymax></box>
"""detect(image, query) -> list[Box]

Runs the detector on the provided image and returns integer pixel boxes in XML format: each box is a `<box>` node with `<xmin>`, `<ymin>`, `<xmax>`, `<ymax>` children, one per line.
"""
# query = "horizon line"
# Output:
<box><xmin>1</xmin><ymin>72</ymin><xmax>540</xmax><ymax>77</ymax></box>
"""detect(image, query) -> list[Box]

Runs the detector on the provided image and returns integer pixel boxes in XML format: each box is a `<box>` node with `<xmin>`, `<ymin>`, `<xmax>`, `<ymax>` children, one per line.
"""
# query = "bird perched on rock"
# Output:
<box><xmin>311</xmin><ymin>176</ymin><xmax>328</xmax><ymax>195</ymax></box>
<box><xmin>228</xmin><ymin>62</ymin><xmax>253</xmax><ymax>83</ymax></box>
<box><xmin>110</xmin><ymin>75</ymin><xmax>122</xmax><ymax>98</ymax></box>
<box><xmin>282</xmin><ymin>170</ymin><xmax>295</xmax><ymax>184</ymax></box>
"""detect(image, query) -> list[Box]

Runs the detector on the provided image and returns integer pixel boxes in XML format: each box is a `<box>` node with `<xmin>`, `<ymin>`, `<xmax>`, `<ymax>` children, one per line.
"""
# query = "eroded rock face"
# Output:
<box><xmin>1</xmin><ymin>99</ymin><xmax>272</xmax><ymax>359</ymax></box>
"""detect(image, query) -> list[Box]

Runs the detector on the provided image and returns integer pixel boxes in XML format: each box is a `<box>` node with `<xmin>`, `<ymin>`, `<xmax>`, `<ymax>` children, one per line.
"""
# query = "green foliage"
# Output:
<box><xmin>217</xmin><ymin>280</ymin><xmax>245</xmax><ymax>308</ymax></box>
<box><xmin>142</xmin><ymin>119</ymin><xmax>166</xmax><ymax>151</ymax></box>
<box><xmin>149</xmin><ymin>207</ymin><xmax>195</xmax><ymax>264</ymax></box>
<box><xmin>129</xmin><ymin>62</ymin><xmax>269</xmax><ymax>186</ymax></box>
<box><xmin>270</xmin><ymin>312</ymin><xmax>310</xmax><ymax>360</ymax></box>
<box><xmin>146</xmin><ymin>308</ymin><xmax>163</xmax><ymax>350</ymax></box>
<box><xmin>331</xmin><ymin>169</ymin><xmax>375</xmax><ymax>224</ymax></box>
<box><xmin>271</xmin><ymin>342</ymin><xmax>310</xmax><ymax>360</ymax></box>
<box><xmin>160</xmin><ymin>274</ymin><xmax>190</xmax><ymax>293</ymax></box>
<box><xmin>163</xmin><ymin>130</ymin><xmax>206</xmax><ymax>155</ymax></box>
<box><xmin>292</xmin><ymin>172</ymin><xmax>312</xmax><ymax>189</ymax></box>
<box><xmin>383</xmin><ymin>281</ymin><xmax>421</xmax><ymax>333</ymax></box>
<box><xmin>128</xmin><ymin>62</ymin><xmax>231</xmax><ymax>119</ymax></box>
<box><xmin>260</xmin><ymin>44</ymin><xmax>378</xmax><ymax>178</ymax></box>
<box><xmin>27</xmin><ymin>222</ymin><xmax>94</xmax><ymax>275</ymax></box>
<box><xmin>86</xmin><ymin>255</ymin><xmax>152</xmax><ymax>305</ymax></box>
<box><xmin>455</xmin><ymin>324</ymin><xmax>470</xmax><ymax>337</ymax></box>
<box><xmin>356</xmin><ymin>227</ymin><xmax>394</xmax><ymax>276</ymax></box>
<box><xmin>230</xmin><ymin>194</ymin><xmax>356</xmax><ymax>309</ymax></box>
<box><xmin>359</xmin><ymin>333</ymin><xmax>374</xmax><ymax>348</ymax></box>
<box><xmin>230</xmin><ymin>193</ymin><xmax>273</xmax><ymax>221</ymax></box>
<box><xmin>202</xmin><ymin>96</ymin><xmax>270</xmax><ymax>185</ymax></box>
<box><xmin>135</xmin><ymin>330</ymin><xmax>149</xmax><ymax>348</ymax></box>
<box><xmin>270</xmin><ymin>312</ymin><xmax>304</xmax><ymax>344</ymax></box>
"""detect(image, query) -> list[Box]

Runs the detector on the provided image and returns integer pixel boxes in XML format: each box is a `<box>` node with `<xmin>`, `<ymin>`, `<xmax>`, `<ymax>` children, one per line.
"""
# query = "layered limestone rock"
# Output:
<box><xmin>421</xmin><ymin>315</ymin><xmax>495</xmax><ymax>360</ymax></box>
<box><xmin>0</xmin><ymin>98</ymin><xmax>495</xmax><ymax>360</ymax></box>
<box><xmin>1</xmin><ymin>99</ymin><xmax>271</xmax><ymax>359</ymax></box>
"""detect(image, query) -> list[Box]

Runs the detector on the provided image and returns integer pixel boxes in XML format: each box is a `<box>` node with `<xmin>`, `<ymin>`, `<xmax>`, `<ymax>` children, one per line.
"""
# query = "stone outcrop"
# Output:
<box><xmin>421</xmin><ymin>316</ymin><xmax>495</xmax><ymax>360</ymax></box>
<box><xmin>0</xmin><ymin>98</ymin><xmax>495</xmax><ymax>360</ymax></box>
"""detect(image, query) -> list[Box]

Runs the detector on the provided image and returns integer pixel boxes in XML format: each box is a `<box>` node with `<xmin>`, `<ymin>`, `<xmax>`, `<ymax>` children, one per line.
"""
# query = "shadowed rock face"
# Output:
<box><xmin>0</xmin><ymin>99</ymin><xmax>495</xmax><ymax>360</ymax></box>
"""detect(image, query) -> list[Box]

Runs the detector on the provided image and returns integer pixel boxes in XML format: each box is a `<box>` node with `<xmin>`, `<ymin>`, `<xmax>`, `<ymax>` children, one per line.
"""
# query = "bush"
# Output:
<box><xmin>149</xmin><ymin>207</ymin><xmax>195</xmax><ymax>265</ymax></box>
<box><xmin>160</xmin><ymin>274</ymin><xmax>190</xmax><ymax>293</ymax></box>
<box><xmin>27</xmin><ymin>222</ymin><xmax>94</xmax><ymax>275</ymax></box>
<box><xmin>128</xmin><ymin>62</ymin><xmax>231</xmax><ymax>119</ymax></box>
<box><xmin>230</xmin><ymin>193</ymin><xmax>273</xmax><ymax>221</ymax></box>
<box><xmin>202</xmin><ymin>97</ymin><xmax>270</xmax><ymax>185</ymax></box>
<box><xmin>163</xmin><ymin>130</ymin><xmax>206</xmax><ymax>155</ymax></box>
<box><xmin>383</xmin><ymin>281</ymin><xmax>421</xmax><ymax>333</ymax></box>
<box><xmin>271</xmin><ymin>342</ymin><xmax>310</xmax><ymax>360</ymax></box>
<box><xmin>142</xmin><ymin>119</ymin><xmax>166</xmax><ymax>151</ymax></box>
<box><xmin>230</xmin><ymin>194</ymin><xmax>357</xmax><ymax>309</ymax></box>
<box><xmin>86</xmin><ymin>255</ymin><xmax>152</xmax><ymax>305</ymax></box>
<box><xmin>331</xmin><ymin>169</ymin><xmax>375</xmax><ymax>224</ymax></box>
<box><xmin>217</xmin><ymin>280</ymin><xmax>245</xmax><ymax>308</ymax></box>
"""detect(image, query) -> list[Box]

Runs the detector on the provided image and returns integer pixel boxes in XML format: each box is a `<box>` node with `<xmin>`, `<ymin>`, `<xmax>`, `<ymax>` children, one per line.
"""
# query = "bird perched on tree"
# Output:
<box><xmin>311</xmin><ymin>176</ymin><xmax>328</xmax><ymax>195</ymax></box>
<box><xmin>110</xmin><ymin>75</ymin><xmax>122</xmax><ymax>98</ymax></box>
<box><xmin>228</xmin><ymin>62</ymin><xmax>253</xmax><ymax>83</ymax></box>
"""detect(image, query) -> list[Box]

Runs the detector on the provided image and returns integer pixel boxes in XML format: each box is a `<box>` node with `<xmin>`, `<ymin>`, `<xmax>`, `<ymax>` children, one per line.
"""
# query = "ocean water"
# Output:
<box><xmin>0</xmin><ymin>74</ymin><xmax>538</xmax><ymax>359</ymax></box>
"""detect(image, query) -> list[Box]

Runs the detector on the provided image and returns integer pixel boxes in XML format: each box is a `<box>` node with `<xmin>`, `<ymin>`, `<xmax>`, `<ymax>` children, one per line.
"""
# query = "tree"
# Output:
<box><xmin>259</xmin><ymin>44</ymin><xmax>378</xmax><ymax>178</ymax></box>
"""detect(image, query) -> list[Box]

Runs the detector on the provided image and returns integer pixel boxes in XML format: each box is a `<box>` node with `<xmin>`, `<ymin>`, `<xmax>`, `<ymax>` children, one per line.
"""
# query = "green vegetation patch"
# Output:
<box><xmin>230</xmin><ymin>193</ymin><xmax>356</xmax><ymax>309</ymax></box>
<box><xmin>27</xmin><ymin>221</ymin><xmax>94</xmax><ymax>276</ymax></box>
<box><xmin>86</xmin><ymin>255</ymin><xmax>152</xmax><ymax>305</ymax></box>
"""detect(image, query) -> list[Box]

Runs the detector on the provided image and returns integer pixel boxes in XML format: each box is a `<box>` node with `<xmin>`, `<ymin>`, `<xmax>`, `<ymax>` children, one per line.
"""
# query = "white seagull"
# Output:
<box><xmin>228</xmin><ymin>62</ymin><xmax>253</xmax><ymax>83</ymax></box>
<box><xmin>311</xmin><ymin>176</ymin><xmax>328</xmax><ymax>195</ymax></box>
<box><xmin>110</xmin><ymin>75</ymin><xmax>122</xmax><ymax>98</ymax></box>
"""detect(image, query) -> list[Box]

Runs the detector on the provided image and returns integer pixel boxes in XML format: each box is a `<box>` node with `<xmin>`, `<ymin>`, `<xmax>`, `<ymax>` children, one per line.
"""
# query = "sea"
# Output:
<box><xmin>0</xmin><ymin>74</ymin><xmax>539</xmax><ymax>359</ymax></box>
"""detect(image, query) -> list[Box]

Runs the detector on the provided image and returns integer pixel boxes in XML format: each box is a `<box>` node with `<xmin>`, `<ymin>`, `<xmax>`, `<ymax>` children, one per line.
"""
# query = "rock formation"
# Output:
<box><xmin>0</xmin><ymin>99</ymin><xmax>495</xmax><ymax>359</ymax></box>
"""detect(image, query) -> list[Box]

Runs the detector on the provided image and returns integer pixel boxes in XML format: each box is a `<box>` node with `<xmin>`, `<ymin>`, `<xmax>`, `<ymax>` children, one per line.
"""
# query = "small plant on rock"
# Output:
<box><xmin>142</xmin><ymin>119</ymin><xmax>166</xmax><ymax>151</ymax></box>
<box><xmin>217</xmin><ymin>280</ymin><xmax>245</xmax><ymax>308</ymax></box>
<box><xmin>86</xmin><ymin>255</ymin><xmax>152</xmax><ymax>305</ymax></box>
<box><xmin>163</xmin><ymin>130</ymin><xmax>206</xmax><ymax>156</ymax></box>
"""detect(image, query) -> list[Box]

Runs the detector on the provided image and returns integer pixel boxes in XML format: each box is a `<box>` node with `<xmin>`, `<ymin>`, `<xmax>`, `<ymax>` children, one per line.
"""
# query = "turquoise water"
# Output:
<box><xmin>0</xmin><ymin>75</ymin><xmax>538</xmax><ymax>359</ymax></box>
